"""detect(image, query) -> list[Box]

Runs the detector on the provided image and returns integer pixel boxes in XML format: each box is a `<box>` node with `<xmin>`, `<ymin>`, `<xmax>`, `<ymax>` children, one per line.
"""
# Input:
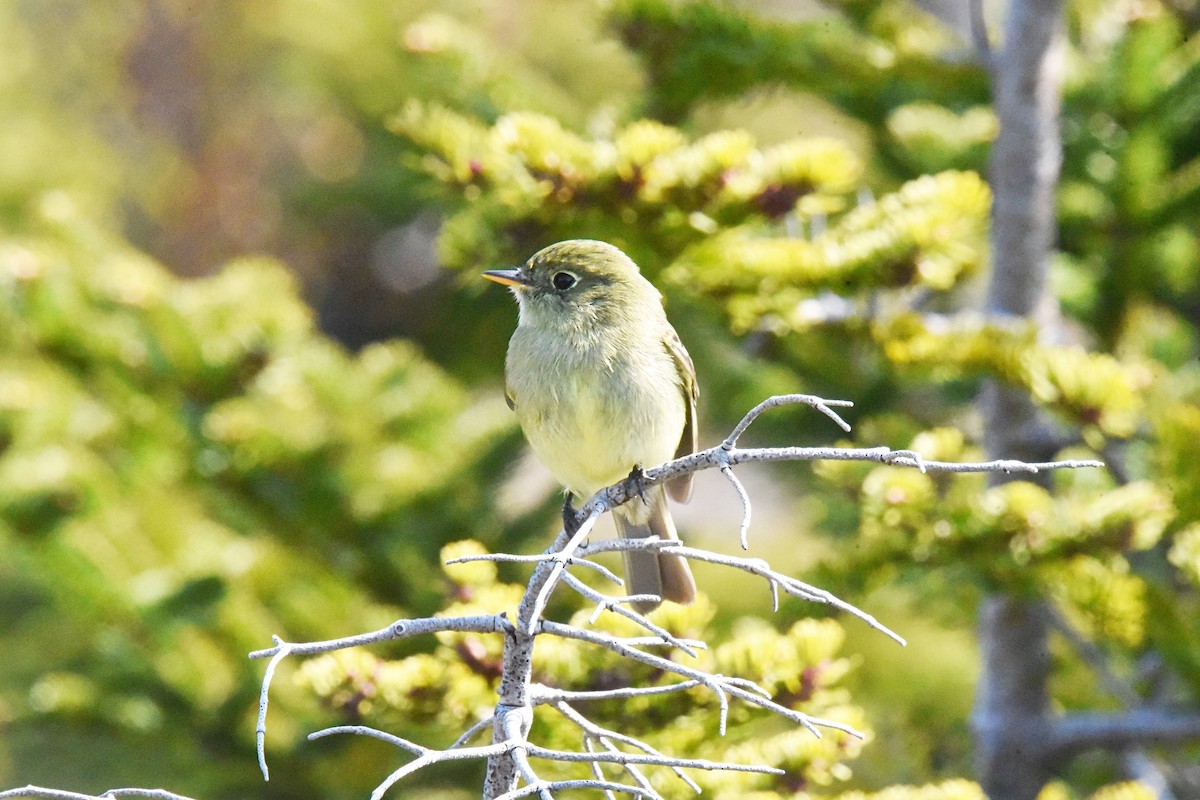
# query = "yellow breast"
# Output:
<box><xmin>511</xmin><ymin>350</ymin><xmax>686</xmax><ymax>499</ymax></box>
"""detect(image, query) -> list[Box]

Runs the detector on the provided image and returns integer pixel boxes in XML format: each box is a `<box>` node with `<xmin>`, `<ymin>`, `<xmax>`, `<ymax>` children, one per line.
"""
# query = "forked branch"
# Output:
<box><xmin>249</xmin><ymin>393</ymin><xmax>1101</xmax><ymax>799</ymax></box>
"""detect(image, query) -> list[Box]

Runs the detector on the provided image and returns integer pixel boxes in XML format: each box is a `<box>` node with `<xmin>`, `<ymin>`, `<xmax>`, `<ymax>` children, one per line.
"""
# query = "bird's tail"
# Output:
<box><xmin>613</xmin><ymin>487</ymin><xmax>696</xmax><ymax>614</ymax></box>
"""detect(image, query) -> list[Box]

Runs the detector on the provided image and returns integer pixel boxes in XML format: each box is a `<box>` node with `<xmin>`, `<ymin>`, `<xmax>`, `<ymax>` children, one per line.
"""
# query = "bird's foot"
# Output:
<box><xmin>625</xmin><ymin>465</ymin><xmax>649</xmax><ymax>506</ymax></box>
<box><xmin>561</xmin><ymin>494</ymin><xmax>582</xmax><ymax>535</ymax></box>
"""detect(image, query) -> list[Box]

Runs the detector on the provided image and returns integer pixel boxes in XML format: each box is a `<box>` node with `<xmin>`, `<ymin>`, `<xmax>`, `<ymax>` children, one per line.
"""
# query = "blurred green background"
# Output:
<box><xmin>1</xmin><ymin>1</ymin><xmax>1199</xmax><ymax>798</ymax></box>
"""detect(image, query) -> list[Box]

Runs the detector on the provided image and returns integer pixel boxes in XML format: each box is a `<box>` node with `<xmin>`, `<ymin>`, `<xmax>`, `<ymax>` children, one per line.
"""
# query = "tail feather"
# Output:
<box><xmin>613</xmin><ymin>487</ymin><xmax>696</xmax><ymax>614</ymax></box>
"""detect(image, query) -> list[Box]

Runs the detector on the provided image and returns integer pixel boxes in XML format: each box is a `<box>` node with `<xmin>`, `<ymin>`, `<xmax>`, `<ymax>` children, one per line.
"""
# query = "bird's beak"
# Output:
<box><xmin>483</xmin><ymin>268</ymin><xmax>532</xmax><ymax>288</ymax></box>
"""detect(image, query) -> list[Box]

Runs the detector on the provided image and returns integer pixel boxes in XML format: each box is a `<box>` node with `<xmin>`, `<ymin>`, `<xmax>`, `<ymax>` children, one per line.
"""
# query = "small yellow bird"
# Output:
<box><xmin>484</xmin><ymin>240</ymin><xmax>698</xmax><ymax>613</ymax></box>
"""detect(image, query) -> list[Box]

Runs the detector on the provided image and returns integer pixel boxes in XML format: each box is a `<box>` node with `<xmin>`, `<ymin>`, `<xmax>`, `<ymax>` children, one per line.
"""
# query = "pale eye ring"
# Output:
<box><xmin>552</xmin><ymin>271</ymin><xmax>577</xmax><ymax>291</ymax></box>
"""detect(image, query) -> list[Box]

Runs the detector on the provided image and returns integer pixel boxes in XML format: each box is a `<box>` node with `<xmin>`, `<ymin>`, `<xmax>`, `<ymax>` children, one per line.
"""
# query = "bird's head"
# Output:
<box><xmin>483</xmin><ymin>240</ymin><xmax>656</xmax><ymax>331</ymax></box>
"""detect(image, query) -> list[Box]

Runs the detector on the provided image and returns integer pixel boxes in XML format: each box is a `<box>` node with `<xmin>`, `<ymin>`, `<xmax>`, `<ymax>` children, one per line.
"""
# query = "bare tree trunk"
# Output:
<box><xmin>973</xmin><ymin>1</ymin><xmax>1066</xmax><ymax>799</ymax></box>
<box><xmin>984</xmin><ymin>0</ymin><xmax>1066</xmax><ymax>324</ymax></box>
<box><xmin>482</xmin><ymin>627</ymin><xmax>534</xmax><ymax>797</ymax></box>
<box><xmin>973</xmin><ymin>596</ymin><xmax>1057</xmax><ymax>800</ymax></box>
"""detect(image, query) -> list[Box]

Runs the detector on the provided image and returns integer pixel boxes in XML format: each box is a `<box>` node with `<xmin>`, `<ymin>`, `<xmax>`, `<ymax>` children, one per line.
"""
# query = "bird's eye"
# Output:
<box><xmin>552</xmin><ymin>271</ymin><xmax>577</xmax><ymax>291</ymax></box>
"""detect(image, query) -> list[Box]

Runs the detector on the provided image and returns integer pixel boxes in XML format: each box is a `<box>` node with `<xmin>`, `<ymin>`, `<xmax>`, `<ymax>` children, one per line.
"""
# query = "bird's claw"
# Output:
<box><xmin>561</xmin><ymin>494</ymin><xmax>582</xmax><ymax>535</ymax></box>
<box><xmin>626</xmin><ymin>465</ymin><xmax>649</xmax><ymax>506</ymax></box>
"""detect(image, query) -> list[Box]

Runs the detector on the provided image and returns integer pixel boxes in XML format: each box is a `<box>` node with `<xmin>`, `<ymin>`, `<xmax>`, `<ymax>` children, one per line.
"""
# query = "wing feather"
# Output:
<box><xmin>663</xmin><ymin>325</ymin><xmax>698</xmax><ymax>503</ymax></box>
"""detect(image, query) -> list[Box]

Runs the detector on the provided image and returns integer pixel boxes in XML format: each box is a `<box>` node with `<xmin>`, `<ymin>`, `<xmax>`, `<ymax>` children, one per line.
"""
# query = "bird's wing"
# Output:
<box><xmin>504</xmin><ymin>385</ymin><xmax>516</xmax><ymax>411</ymax></box>
<box><xmin>663</xmin><ymin>325</ymin><xmax>698</xmax><ymax>504</ymax></box>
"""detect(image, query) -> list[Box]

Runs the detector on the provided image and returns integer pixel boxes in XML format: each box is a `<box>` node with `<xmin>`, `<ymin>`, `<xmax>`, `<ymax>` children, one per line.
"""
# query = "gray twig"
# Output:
<box><xmin>0</xmin><ymin>791</ymin><xmax>198</xmax><ymax>800</ymax></box>
<box><xmin>241</xmin><ymin>392</ymin><xmax>1101</xmax><ymax>798</ymax></box>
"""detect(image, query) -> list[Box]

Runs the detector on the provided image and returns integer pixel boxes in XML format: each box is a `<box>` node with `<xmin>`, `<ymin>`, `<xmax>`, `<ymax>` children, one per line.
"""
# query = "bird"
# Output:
<box><xmin>483</xmin><ymin>239</ymin><xmax>698</xmax><ymax>613</ymax></box>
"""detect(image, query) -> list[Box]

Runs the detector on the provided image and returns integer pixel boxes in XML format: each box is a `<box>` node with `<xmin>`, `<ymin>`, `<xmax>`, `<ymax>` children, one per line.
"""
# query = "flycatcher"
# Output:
<box><xmin>484</xmin><ymin>239</ymin><xmax>698</xmax><ymax>613</ymax></box>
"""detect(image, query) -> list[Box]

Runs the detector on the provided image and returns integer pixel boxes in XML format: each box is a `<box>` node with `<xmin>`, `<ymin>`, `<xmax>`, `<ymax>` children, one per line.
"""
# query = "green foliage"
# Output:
<box><xmin>1042</xmin><ymin>780</ymin><xmax>1158</xmax><ymax>800</ymax></box>
<box><xmin>392</xmin><ymin>103</ymin><xmax>867</xmax><ymax>273</ymax></box>
<box><xmin>1058</xmin><ymin>7</ymin><xmax>1200</xmax><ymax>342</ymax></box>
<box><xmin>886</xmin><ymin>105</ymin><xmax>998</xmax><ymax>175</ymax></box>
<box><xmin>611</xmin><ymin>0</ymin><xmax>988</xmax><ymax>129</ymax></box>
<box><xmin>1153</xmin><ymin>398</ymin><xmax>1200</xmax><ymax>524</ymax></box>
<box><xmin>672</xmin><ymin>171</ymin><xmax>989</xmax><ymax>315</ymax></box>
<box><xmin>1169</xmin><ymin>524</ymin><xmax>1200</xmax><ymax>588</ymax></box>
<box><xmin>817</xmin><ymin>427</ymin><xmax>1168</xmax><ymax>593</ymax></box>
<box><xmin>388</xmin><ymin>2</ymin><xmax>1200</xmax><ymax>793</ymax></box>
<box><xmin>5</xmin><ymin>0</ymin><xmax>1200</xmax><ymax>797</ymax></box>
<box><xmin>835</xmin><ymin>780</ymin><xmax>985</xmax><ymax>800</ymax></box>
<box><xmin>880</xmin><ymin>315</ymin><xmax>1145</xmax><ymax>439</ymax></box>
<box><xmin>0</xmin><ymin>205</ymin><xmax>513</xmax><ymax>795</ymax></box>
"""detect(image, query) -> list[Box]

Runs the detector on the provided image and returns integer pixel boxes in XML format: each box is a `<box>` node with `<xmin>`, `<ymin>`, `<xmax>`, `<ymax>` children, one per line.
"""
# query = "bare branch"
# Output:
<box><xmin>449</xmin><ymin>552</ymin><xmax>623</xmax><ymax>585</ymax></box>
<box><xmin>251</xmin><ymin>614</ymin><xmax>509</xmax><ymax>779</ymax></box>
<box><xmin>560</xmin><ymin>572</ymin><xmax>702</xmax><ymax>657</ymax></box>
<box><xmin>523</xmin><ymin>504</ymin><xmax>606</xmax><ymax>635</ymax></box>
<box><xmin>523</xmin><ymin>743</ymin><xmax>786</xmax><ymax>775</ymax></box>
<box><xmin>720</xmin><ymin>464</ymin><xmax>753</xmax><ymax>550</ymax></box>
<box><xmin>494</xmin><ymin>780</ymin><xmax>658</xmax><ymax>800</ymax></box>
<box><xmin>491</xmin><ymin>691</ymin><xmax>786</xmax><ymax>800</ymax></box>
<box><xmin>255</xmin><ymin>635</ymin><xmax>290</xmax><ymax>780</ymax></box>
<box><xmin>499</xmin><ymin>710</ymin><xmax>553</xmax><ymax>800</ymax></box>
<box><xmin>1</xmin><ymin>789</ymin><xmax>97</xmax><ymax>800</ymax></box>
<box><xmin>721</xmin><ymin>393</ymin><xmax>852</xmax><ymax>448</ymax></box>
<box><xmin>0</xmin><ymin>791</ymin><xmax>199</xmax><ymax>800</ymax></box>
<box><xmin>541</xmin><ymin>620</ymin><xmax>861</xmax><ymax>740</ymax></box>
<box><xmin>451</xmin><ymin>714</ymin><xmax>499</xmax><ymax>749</ymax></box>
<box><xmin>554</xmin><ymin>701</ymin><xmax>700</xmax><ymax>794</ymax></box>
<box><xmin>249</xmin><ymin>614</ymin><xmax>508</xmax><ymax>661</ymax></box>
<box><xmin>580</xmin><ymin>739</ymin><xmax>624</xmax><ymax>800</ymax></box>
<box><xmin>241</xmin><ymin>392</ymin><xmax>1103</xmax><ymax>798</ymax></box>
<box><xmin>688</xmin><ymin>446</ymin><xmax>1097</xmax><ymax>485</ymax></box>
<box><xmin>577</xmin><ymin>538</ymin><xmax>906</xmax><ymax>645</ymax></box>
<box><xmin>310</xmin><ymin>724</ymin><xmax>513</xmax><ymax>800</ymax></box>
<box><xmin>1050</xmin><ymin>709</ymin><xmax>1200</xmax><ymax>758</ymax></box>
<box><xmin>530</xmin><ymin>681</ymin><xmax>701</xmax><ymax>705</ymax></box>
<box><xmin>666</xmin><ymin>545</ymin><xmax>906</xmax><ymax>646</ymax></box>
<box><xmin>1121</xmin><ymin>750</ymin><xmax>1177</xmax><ymax>800</ymax></box>
<box><xmin>573</xmin><ymin>392</ymin><xmax>1100</xmax><ymax>523</ymax></box>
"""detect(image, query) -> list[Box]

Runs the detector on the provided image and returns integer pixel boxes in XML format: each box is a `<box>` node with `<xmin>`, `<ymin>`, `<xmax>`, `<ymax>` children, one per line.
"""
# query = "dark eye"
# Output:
<box><xmin>552</xmin><ymin>271</ymin><xmax>577</xmax><ymax>291</ymax></box>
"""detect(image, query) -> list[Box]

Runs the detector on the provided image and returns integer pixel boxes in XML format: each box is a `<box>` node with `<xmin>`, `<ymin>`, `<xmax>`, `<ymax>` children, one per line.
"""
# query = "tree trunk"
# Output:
<box><xmin>973</xmin><ymin>596</ymin><xmax>1056</xmax><ymax>800</ymax></box>
<box><xmin>973</xmin><ymin>1</ymin><xmax>1066</xmax><ymax>799</ymax></box>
